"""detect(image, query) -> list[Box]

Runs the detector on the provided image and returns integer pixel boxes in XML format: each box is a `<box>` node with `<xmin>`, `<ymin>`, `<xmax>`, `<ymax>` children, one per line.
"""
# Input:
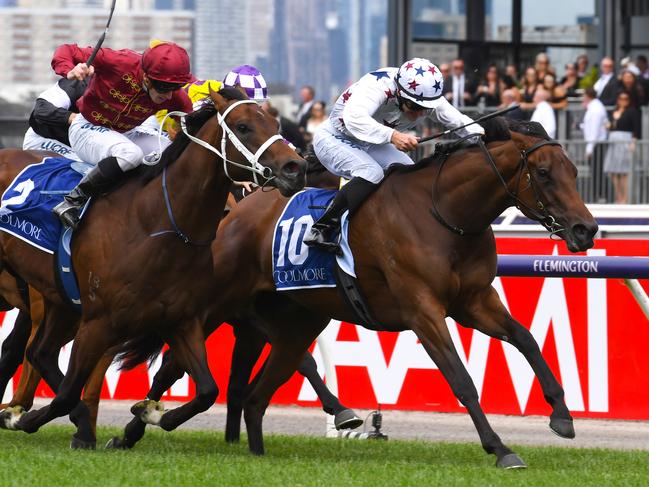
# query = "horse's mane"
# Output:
<box><xmin>138</xmin><ymin>87</ymin><xmax>248</xmax><ymax>184</ymax></box>
<box><xmin>391</xmin><ymin>116</ymin><xmax>551</xmax><ymax>175</ymax></box>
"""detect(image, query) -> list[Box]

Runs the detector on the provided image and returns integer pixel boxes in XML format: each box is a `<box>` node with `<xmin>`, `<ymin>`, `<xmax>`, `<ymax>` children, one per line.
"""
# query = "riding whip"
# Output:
<box><xmin>86</xmin><ymin>0</ymin><xmax>117</xmax><ymax>66</ymax></box>
<box><xmin>419</xmin><ymin>104</ymin><xmax>520</xmax><ymax>143</ymax></box>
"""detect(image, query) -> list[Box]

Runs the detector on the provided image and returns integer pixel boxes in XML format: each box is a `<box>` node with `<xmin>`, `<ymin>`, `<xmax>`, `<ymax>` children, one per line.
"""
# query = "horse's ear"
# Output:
<box><xmin>233</xmin><ymin>85</ymin><xmax>248</xmax><ymax>98</ymax></box>
<box><xmin>209</xmin><ymin>86</ymin><xmax>228</xmax><ymax>112</ymax></box>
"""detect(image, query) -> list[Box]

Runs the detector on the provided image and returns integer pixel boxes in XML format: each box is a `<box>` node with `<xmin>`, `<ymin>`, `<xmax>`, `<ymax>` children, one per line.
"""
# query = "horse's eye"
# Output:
<box><xmin>236</xmin><ymin>123</ymin><xmax>250</xmax><ymax>134</ymax></box>
<box><xmin>537</xmin><ymin>167</ymin><xmax>550</xmax><ymax>178</ymax></box>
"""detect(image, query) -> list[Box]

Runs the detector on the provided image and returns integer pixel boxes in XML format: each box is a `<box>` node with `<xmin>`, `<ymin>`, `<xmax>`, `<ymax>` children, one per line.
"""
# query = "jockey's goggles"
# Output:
<box><xmin>149</xmin><ymin>78</ymin><xmax>184</xmax><ymax>93</ymax></box>
<box><xmin>400</xmin><ymin>97</ymin><xmax>427</xmax><ymax>112</ymax></box>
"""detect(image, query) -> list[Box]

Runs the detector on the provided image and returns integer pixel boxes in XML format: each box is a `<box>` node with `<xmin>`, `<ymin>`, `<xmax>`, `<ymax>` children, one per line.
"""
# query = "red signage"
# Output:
<box><xmin>1</xmin><ymin>238</ymin><xmax>648</xmax><ymax>420</ymax></box>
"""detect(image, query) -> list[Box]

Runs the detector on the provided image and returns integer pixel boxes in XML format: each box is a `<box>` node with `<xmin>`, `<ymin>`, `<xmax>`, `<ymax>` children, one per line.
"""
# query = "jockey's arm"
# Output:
<box><xmin>432</xmin><ymin>96</ymin><xmax>485</xmax><ymax>138</ymax></box>
<box><xmin>341</xmin><ymin>82</ymin><xmax>395</xmax><ymax>145</ymax></box>
<box><xmin>51</xmin><ymin>44</ymin><xmax>109</xmax><ymax>80</ymax></box>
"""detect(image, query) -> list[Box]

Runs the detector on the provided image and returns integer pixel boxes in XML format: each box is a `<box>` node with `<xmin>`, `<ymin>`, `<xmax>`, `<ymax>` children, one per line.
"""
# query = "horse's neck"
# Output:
<box><xmin>142</xmin><ymin>120</ymin><xmax>230</xmax><ymax>242</ymax></box>
<box><xmin>403</xmin><ymin>140</ymin><xmax>522</xmax><ymax>234</ymax></box>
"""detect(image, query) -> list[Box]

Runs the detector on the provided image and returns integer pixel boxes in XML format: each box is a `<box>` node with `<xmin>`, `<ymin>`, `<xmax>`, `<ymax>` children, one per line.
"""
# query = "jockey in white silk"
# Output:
<box><xmin>304</xmin><ymin>57</ymin><xmax>485</xmax><ymax>252</ymax></box>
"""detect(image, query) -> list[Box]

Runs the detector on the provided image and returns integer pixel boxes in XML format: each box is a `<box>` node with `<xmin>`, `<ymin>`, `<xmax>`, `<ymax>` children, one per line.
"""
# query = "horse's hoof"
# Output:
<box><xmin>496</xmin><ymin>453</ymin><xmax>527</xmax><ymax>469</ymax></box>
<box><xmin>0</xmin><ymin>406</ymin><xmax>24</xmax><ymax>431</ymax></box>
<box><xmin>105</xmin><ymin>437</ymin><xmax>130</xmax><ymax>450</ymax></box>
<box><xmin>549</xmin><ymin>417</ymin><xmax>575</xmax><ymax>439</ymax></box>
<box><xmin>131</xmin><ymin>399</ymin><xmax>165</xmax><ymax>426</ymax></box>
<box><xmin>70</xmin><ymin>435</ymin><xmax>96</xmax><ymax>450</ymax></box>
<box><xmin>334</xmin><ymin>409</ymin><xmax>364</xmax><ymax>430</ymax></box>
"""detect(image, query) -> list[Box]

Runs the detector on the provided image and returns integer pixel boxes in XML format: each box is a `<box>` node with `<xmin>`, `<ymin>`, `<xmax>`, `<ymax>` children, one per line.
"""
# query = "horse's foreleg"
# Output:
<box><xmin>297</xmin><ymin>352</ymin><xmax>362</xmax><ymax>430</ymax></box>
<box><xmin>134</xmin><ymin>319</ymin><xmax>218</xmax><ymax>432</ymax></box>
<box><xmin>80</xmin><ymin>354</ymin><xmax>114</xmax><ymax>440</ymax></box>
<box><xmin>16</xmin><ymin>318</ymin><xmax>114</xmax><ymax>449</ymax></box>
<box><xmin>455</xmin><ymin>286</ymin><xmax>574</xmax><ymax>439</ymax></box>
<box><xmin>412</xmin><ymin>304</ymin><xmax>525</xmax><ymax>469</ymax></box>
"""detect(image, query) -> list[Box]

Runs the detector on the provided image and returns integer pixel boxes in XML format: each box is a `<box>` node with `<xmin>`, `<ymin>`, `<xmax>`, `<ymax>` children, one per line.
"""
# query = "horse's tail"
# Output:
<box><xmin>110</xmin><ymin>333</ymin><xmax>165</xmax><ymax>371</ymax></box>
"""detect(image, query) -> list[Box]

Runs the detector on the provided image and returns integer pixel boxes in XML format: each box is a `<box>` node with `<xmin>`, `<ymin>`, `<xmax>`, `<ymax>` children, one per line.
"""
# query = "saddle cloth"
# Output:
<box><xmin>272</xmin><ymin>188</ymin><xmax>355</xmax><ymax>291</ymax></box>
<box><xmin>0</xmin><ymin>157</ymin><xmax>90</xmax><ymax>253</ymax></box>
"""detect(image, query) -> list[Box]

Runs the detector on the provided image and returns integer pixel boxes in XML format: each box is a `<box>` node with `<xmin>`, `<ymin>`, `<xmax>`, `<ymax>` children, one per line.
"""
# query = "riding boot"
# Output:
<box><xmin>53</xmin><ymin>156</ymin><xmax>124</xmax><ymax>229</ymax></box>
<box><xmin>304</xmin><ymin>177</ymin><xmax>377</xmax><ymax>253</ymax></box>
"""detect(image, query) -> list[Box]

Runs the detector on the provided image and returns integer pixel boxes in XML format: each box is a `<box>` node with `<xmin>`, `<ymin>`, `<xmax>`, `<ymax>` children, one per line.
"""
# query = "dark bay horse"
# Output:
<box><xmin>0</xmin><ymin>87</ymin><xmax>306</xmax><ymax>447</ymax></box>
<box><xmin>128</xmin><ymin>119</ymin><xmax>597</xmax><ymax>468</ymax></box>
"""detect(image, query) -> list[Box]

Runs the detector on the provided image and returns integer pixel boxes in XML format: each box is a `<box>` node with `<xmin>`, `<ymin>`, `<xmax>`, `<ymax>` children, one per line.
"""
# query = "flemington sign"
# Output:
<box><xmin>2</xmin><ymin>238</ymin><xmax>648</xmax><ymax>420</ymax></box>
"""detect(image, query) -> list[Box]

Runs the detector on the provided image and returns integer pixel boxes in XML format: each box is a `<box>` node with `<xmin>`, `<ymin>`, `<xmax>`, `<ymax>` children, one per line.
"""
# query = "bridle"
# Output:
<box><xmin>430</xmin><ymin>136</ymin><xmax>564</xmax><ymax>238</ymax></box>
<box><xmin>160</xmin><ymin>99</ymin><xmax>284</xmax><ymax>185</ymax></box>
<box><xmin>150</xmin><ymin>99</ymin><xmax>285</xmax><ymax>246</ymax></box>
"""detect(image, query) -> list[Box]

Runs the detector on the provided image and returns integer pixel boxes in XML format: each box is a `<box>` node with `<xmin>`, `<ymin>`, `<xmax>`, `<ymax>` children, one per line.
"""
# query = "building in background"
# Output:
<box><xmin>0</xmin><ymin>7</ymin><xmax>193</xmax><ymax>99</ymax></box>
<box><xmin>194</xmin><ymin>0</ymin><xmax>248</xmax><ymax>80</ymax></box>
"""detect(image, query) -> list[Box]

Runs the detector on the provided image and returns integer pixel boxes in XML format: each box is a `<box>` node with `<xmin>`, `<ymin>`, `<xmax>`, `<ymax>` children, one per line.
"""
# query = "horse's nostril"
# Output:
<box><xmin>572</xmin><ymin>223</ymin><xmax>597</xmax><ymax>240</ymax></box>
<box><xmin>282</xmin><ymin>161</ymin><xmax>303</xmax><ymax>177</ymax></box>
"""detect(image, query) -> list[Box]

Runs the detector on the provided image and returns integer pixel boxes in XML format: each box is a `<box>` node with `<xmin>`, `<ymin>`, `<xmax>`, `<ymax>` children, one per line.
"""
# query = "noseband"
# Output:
<box><xmin>430</xmin><ymin>137</ymin><xmax>564</xmax><ymax>237</ymax></box>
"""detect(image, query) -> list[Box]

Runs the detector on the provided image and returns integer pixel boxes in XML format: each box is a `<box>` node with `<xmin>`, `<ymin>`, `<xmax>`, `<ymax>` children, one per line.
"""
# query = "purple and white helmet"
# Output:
<box><xmin>395</xmin><ymin>57</ymin><xmax>444</xmax><ymax>109</ymax></box>
<box><xmin>223</xmin><ymin>65</ymin><xmax>268</xmax><ymax>101</ymax></box>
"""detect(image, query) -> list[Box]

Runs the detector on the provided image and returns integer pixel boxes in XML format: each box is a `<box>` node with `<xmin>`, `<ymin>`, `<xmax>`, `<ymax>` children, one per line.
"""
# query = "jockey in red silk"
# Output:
<box><xmin>51</xmin><ymin>40</ymin><xmax>194</xmax><ymax>229</ymax></box>
<box><xmin>303</xmin><ymin>57</ymin><xmax>485</xmax><ymax>252</ymax></box>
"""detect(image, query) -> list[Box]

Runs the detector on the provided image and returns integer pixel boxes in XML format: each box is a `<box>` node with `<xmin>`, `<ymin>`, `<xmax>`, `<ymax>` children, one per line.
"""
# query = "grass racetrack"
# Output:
<box><xmin>1</xmin><ymin>426</ymin><xmax>648</xmax><ymax>486</ymax></box>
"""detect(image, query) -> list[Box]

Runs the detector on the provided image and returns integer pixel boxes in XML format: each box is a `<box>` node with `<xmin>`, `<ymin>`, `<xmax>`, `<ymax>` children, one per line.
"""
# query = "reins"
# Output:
<box><xmin>150</xmin><ymin>99</ymin><xmax>285</xmax><ymax>246</ymax></box>
<box><xmin>430</xmin><ymin>136</ymin><xmax>564</xmax><ymax>237</ymax></box>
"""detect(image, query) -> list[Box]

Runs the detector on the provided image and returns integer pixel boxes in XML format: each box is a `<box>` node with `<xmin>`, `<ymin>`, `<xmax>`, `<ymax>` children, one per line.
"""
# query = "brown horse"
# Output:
<box><xmin>0</xmin><ymin>153</ymin><xmax>341</xmax><ymax>446</ymax></box>
<box><xmin>0</xmin><ymin>87</ymin><xmax>306</xmax><ymax>447</ymax></box>
<box><xmin>126</xmin><ymin>118</ymin><xmax>597</xmax><ymax>468</ymax></box>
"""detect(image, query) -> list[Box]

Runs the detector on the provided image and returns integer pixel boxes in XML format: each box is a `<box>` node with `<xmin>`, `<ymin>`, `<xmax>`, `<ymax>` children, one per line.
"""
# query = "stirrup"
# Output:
<box><xmin>304</xmin><ymin>227</ymin><xmax>342</xmax><ymax>255</ymax></box>
<box><xmin>53</xmin><ymin>200</ymin><xmax>81</xmax><ymax>229</ymax></box>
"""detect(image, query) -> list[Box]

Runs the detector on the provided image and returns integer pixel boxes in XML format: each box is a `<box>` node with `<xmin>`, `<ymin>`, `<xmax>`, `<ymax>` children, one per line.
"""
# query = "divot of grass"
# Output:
<box><xmin>0</xmin><ymin>425</ymin><xmax>647</xmax><ymax>487</ymax></box>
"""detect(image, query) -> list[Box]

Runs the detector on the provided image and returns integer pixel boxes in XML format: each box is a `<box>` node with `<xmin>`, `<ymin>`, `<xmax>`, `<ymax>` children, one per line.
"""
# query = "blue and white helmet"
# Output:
<box><xmin>223</xmin><ymin>65</ymin><xmax>268</xmax><ymax>101</ymax></box>
<box><xmin>395</xmin><ymin>58</ymin><xmax>444</xmax><ymax>109</ymax></box>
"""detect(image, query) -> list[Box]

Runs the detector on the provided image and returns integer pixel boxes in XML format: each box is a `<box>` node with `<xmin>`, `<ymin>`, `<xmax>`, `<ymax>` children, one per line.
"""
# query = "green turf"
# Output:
<box><xmin>0</xmin><ymin>426</ymin><xmax>647</xmax><ymax>486</ymax></box>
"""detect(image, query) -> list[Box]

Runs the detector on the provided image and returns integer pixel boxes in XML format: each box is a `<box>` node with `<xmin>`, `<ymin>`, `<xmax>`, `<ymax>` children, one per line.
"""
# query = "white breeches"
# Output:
<box><xmin>313</xmin><ymin>119</ymin><xmax>414</xmax><ymax>184</ymax></box>
<box><xmin>22</xmin><ymin>128</ymin><xmax>82</xmax><ymax>161</ymax></box>
<box><xmin>68</xmin><ymin>114</ymin><xmax>170</xmax><ymax>171</ymax></box>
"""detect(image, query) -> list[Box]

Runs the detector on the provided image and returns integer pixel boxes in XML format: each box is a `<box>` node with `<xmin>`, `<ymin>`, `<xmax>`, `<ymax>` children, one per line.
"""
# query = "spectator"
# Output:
<box><xmin>519</xmin><ymin>67</ymin><xmax>540</xmax><ymax>113</ymax></box>
<box><xmin>620</xmin><ymin>70</ymin><xmax>647</xmax><ymax>107</ymax></box>
<box><xmin>503</xmin><ymin>64</ymin><xmax>519</xmax><ymax>89</ymax></box>
<box><xmin>620</xmin><ymin>56</ymin><xmax>641</xmax><ymax>76</ymax></box>
<box><xmin>264</xmin><ymin>102</ymin><xmax>306</xmax><ymax>153</ymax></box>
<box><xmin>593</xmin><ymin>57</ymin><xmax>620</xmax><ymax>106</ymax></box>
<box><xmin>577</xmin><ymin>54</ymin><xmax>598</xmax><ymax>89</ymax></box>
<box><xmin>535</xmin><ymin>52</ymin><xmax>553</xmax><ymax>79</ymax></box>
<box><xmin>443</xmin><ymin>58</ymin><xmax>475</xmax><ymax>108</ymax></box>
<box><xmin>501</xmin><ymin>89</ymin><xmax>526</xmax><ymax>121</ymax></box>
<box><xmin>304</xmin><ymin>100</ymin><xmax>327</xmax><ymax>145</ymax></box>
<box><xmin>559</xmin><ymin>63</ymin><xmax>580</xmax><ymax>97</ymax></box>
<box><xmin>541</xmin><ymin>72</ymin><xmax>568</xmax><ymax>110</ymax></box>
<box><xmin>474</xmin><ymin>64</ymin><xmax>505</xmax><ymax>107</ymax></box>
<box><xmin>636</xmin><ymin>54</ymin><xmax>649</xmax><ymax>79</ymax></box>
<box><xmin>604</xmin><ymin>91</ymin><xmax>641</xmax><ymax>204</ymax></box>
<box><xmin>530</xmin><ymin>89</ymin><xmax>556</xmax><ymax>138</ymax></box>
<box><xmin>438</xmin><ymin>62</ymin><xmax>450</xmax><ymax>80</ymax></box>
<box><xmin>295</xmin><ymin>85</ymin><xmax>315</xmax><ymax>129</ymax></box>
<box><xmin>581</xmin><ymin>88</ymin><xmax>609</xmax><ymax>202</ymax></box>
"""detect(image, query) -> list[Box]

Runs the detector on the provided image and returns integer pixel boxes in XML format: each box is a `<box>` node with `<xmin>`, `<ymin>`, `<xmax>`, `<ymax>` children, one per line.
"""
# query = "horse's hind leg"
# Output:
<box><xmin>297</xmin><ymin>352</ymin><xmax>362</xmax><ymax>430</ymax></box>
<box><xmin>412</xmin><ymin>303</ymin><xmax>525</xmax><ymax>469</ymax></box>
<box><xmin>454</xmin><ymin>286</ymin><xmax>574</xmax><ymax>439</ymax></box>
<box><xmin>16</xmin><ymin>318</ymin><xmax>115</xmax><ymax>447</ymax></box>
<box><xmin>243</xmin><ymin>314</ymin><xmax>327</xmax><ymax>455</ymax></box>
<box><xmin>134</xmin><ymin>319</ymin><xmax>218</xmax><ymax>432</ymax></box>
<box><xmin>225</xmin><ymin>320</ymin><xmax>266</xmax><ymax>443</ymax></box>
<box><xmin>0</xmin><ymin>310</ymin><xmax>32</xmax><ymax>402</ymax></box>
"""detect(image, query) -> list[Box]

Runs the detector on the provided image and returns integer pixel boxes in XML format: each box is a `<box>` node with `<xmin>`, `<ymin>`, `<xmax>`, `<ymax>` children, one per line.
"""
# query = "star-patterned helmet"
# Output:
<box><xmin>395</xmin><ymin>58</ymin><xmax>444</xmax><ymax>109</ymax></box>
<box><xmin>223</xmin><ymin>65</ymin><xmax>268</xmax><ymax>101</ymax></box>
